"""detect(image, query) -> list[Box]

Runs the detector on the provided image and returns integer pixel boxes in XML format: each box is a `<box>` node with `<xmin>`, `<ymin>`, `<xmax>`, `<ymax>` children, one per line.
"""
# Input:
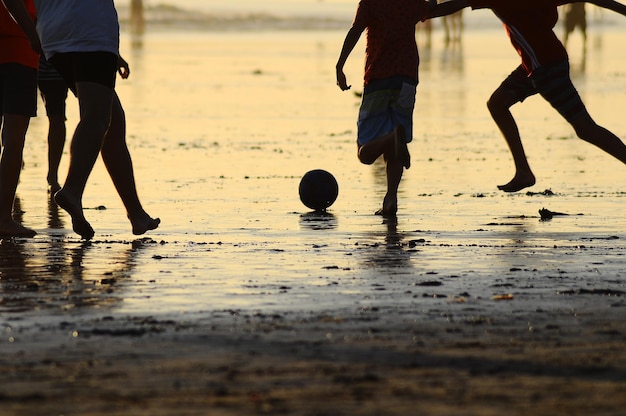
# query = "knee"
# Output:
<box><xmin>486</xmin><ymin>93</ymin><xmax>502</xmax><ymax>115</ymax></box>
<box><xmin>358</xmin><ymin>153</ymin><xmax>376</xmax><ymax>165</ymax></box>
<box><xmin>357</xmin><ymin>147</ymin><xmax>376</xmax><ymax>165</ymax></box>
<box><xmin>487</xmin><ymin>90</ymin><xmax>514</xmax><ymax>116</ymax></box>
<box><xmin>571</xmin><ymin>115</ymin><xmax>598</xmax><ymax>141</ymax></box>
<box><xmin>79</xmin><ymin>112</ymin><xmax>112</xmax><ymax>138</ymax></box>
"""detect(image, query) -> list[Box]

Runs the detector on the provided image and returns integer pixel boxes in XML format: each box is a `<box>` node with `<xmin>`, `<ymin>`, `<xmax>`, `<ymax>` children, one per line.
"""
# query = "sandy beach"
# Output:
<box><xmin>2</xmin><ymin>7</ymin><xmax>626</xmax><ymax>415</ymax></box>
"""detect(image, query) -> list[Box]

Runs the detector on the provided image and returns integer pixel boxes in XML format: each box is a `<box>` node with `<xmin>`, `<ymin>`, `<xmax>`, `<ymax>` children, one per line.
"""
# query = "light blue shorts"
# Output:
<box><xmin>357</xmin><ymin>76</ymin><xmax>416</xmax><ymax>146</ymax></box>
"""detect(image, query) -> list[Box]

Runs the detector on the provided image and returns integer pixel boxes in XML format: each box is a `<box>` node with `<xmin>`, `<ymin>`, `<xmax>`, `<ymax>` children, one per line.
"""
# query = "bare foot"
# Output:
<box><xmin>129</xmin><ymin>214</ymin><xmax>160</xmax><ymax>235</ymax></box>
<box><xmin>54</xmin><ymin>189</ymin><xmax>95</xmax><ymax>240</ymax></box>
<box><xmin>0</xmin><ymin>219</ymin><xmax>36</xmax><ymax>238</ymax></box>
<box><xmin>497</xmin><ymin>172</ymin><xmax>536</xmax><ymax>193</ymax></box>
<box><xmin>394</xmin><ymin>125</ymin><xmax>411</xmax><ymax>169</ymax></box>
<box><xmin>375</xmin><ymin>194</ymin><xmax>398</xmax><ymax>217</ymax></box>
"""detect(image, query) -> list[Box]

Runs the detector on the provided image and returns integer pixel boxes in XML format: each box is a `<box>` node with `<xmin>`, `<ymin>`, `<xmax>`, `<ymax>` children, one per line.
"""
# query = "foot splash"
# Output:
<box><xmin>54</xmin><ymin>189</ymin><xmax>95</xmax><ymax>240</ymax></box>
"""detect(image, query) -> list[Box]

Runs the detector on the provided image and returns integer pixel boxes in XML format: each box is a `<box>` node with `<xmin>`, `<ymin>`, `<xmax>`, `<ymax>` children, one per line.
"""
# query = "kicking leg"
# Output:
<box><xmin>101</xmin><ymin>92</ymin><xmax>159</xmax><ymax>235</ymax></box>
<box><xmin>358</xmin><ymin>125</ymin><xmax>410</xmax><ymax>168</ymax></box>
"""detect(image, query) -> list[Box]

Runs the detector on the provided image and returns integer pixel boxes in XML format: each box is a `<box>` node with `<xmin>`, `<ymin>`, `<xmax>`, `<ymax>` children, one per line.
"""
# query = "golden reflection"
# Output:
<box><xmin>0</xmin><ymin>233</ymin><xmax>158</xmax><ymax>314</ymax></box>
<box><xmin>47</xmin><ymin>194</ymin><xmax>64</xmax><ymax>230</ymax></box>
<box><xmin>360</xmin><ymin>215</ymin><xmax>414</xmax><ymax>271</ymax></box>
<box><xmin>299</xmin><ymin>211</ymin><xmax>338</xmax><ymax>231</ymax></box>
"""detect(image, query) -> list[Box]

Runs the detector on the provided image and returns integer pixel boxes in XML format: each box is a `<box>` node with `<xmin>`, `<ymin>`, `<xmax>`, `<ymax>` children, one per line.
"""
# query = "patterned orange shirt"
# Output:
<box><xmin>353</xmin><ymin>0</ymin><xmax>430</xmax><ymax>85</ymax></box>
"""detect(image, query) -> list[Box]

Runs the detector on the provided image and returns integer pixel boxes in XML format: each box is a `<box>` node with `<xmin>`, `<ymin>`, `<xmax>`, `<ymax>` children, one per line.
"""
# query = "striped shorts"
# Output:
<box><xmin>357</xmin><ymin>76</ymin><xmax>417</xmax><ymax>146</ymax></box>
<box><xmin>500</xmin><ymin>60</ymin><xmax>587</xmax><ymax>122</ymax></box>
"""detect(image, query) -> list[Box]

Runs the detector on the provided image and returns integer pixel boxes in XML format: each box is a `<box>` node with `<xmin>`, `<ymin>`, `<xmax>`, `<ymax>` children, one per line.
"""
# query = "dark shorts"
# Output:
<box><xmin>49</xmin><ymin>52</ymin><xmax>118</xmax><ymax>95</ymax></box>
<box><xmin>0</xmin><ymin>63</ymin><xmax>38</xmax><ymax>117</ymax></box>
<box><xmin>38</xmin><ymin>79</ymin><xmax>69</xmax><ymax>118</ymax></box>
<box><xmin>498</xmin><ymin>61</ymin><xmax>587</xmax><ymax>122</ymax></box>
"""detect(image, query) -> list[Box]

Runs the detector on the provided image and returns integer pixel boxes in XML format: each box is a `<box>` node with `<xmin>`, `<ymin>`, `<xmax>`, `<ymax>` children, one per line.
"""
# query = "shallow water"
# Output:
<box><xmin>2</xmin><ymin>22</ymin><xmax>626</xmax><ymax>326</ymax></box>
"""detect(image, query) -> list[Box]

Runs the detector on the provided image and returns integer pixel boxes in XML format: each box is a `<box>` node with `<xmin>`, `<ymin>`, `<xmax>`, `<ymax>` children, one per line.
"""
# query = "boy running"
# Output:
<box><xmin>336</xmin><ymin>0</ymin><xmax>449</xmax><ymax>216</ymax></box>
<box><xmin>440</xmin><ymin>0</ymin><xmax>626</xmax><ymax>192</ymax></box>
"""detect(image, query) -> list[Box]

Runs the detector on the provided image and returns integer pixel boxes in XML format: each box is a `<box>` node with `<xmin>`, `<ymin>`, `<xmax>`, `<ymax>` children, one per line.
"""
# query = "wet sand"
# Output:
<box><xmin>2</xmin><ymin>18</ymin><xmax>626</xmax><ymax>415</ymax></box>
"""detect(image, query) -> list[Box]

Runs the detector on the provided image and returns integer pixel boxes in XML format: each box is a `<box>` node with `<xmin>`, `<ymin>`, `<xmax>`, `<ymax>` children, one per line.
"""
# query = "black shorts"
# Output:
<box><xmin>38</xmin><ymin>79</ymin><xmax>69</xmax><ymax>118</ymax></box>
<box><xmin>499</xmin><ymin>61</ymin><xmax>587</xmax><ymax>122</ymax></box>
<box><xmin>531</xmin><ymin>61</ymin><xmax>587</xmax><ymax>122</ymax></box>
<box><xmin>49</xmin><ymin>51</ymin><xmax>118</xmax><ymax>95</ymax></box>
<box><xmin>0</xmin><ymin>63</ymin><xmax>37</xmax><ymax>117</ymax></box>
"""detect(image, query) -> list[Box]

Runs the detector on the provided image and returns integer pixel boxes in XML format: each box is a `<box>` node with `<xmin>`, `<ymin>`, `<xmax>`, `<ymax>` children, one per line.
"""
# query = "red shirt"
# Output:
<box><xmin>353</xmin><ymin>0</ymin><xmax>430</xmax><ymax>85</ymax></box>
<box><xmin>0</xmin><ymin>0</ymin><xmax>38</xmax><ymax>69</ymax></box>
<box><xmin>470</xmin><ymin>0</ymin><xmax>568</xmax><ymax>75</ymax></box>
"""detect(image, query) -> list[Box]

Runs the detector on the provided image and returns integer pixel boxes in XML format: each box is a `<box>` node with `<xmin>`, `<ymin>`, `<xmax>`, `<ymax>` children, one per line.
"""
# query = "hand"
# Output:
<box><xmin>117</xmin><ymin>55</ymin><xmax>130</xmax><ymax>79</ymax></box>
<box><xmin>336</xmin><ymin>68</ymin><xmax>351</xmax><ymax>91</ymax></box>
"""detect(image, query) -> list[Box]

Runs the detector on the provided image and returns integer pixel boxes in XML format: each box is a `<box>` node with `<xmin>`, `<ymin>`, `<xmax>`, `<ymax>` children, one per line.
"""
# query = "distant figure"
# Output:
<box><xmin>439</xmin><ymin>0</ymin><xmax>626</xmax><ymax>193</ymax></box>
<box><xmin>563</xmin><ymin>3</ymin><xmax>587</xmax><ymax>48</ymax></box>
<box><xmin>37</xmin><ymin>56</ymin><xmax>69</xmax><ymax>195</ymax></box>
<box><xmin>5</xmin><ymin>0</ymin><xmax>160</xmax><ymax>240</ymax></box>
<box><xmin>130</xmin><ymin>0</ymin><xmax>145</xmax><ymax>35</ymax></box>
<box><xmin>442</xmin><ymin>7</ymin><xmax>464</xmax><ymax>44</ymax></box>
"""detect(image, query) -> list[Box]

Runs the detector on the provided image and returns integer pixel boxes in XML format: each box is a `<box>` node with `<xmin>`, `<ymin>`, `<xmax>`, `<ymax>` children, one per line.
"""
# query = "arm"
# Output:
<box><xmin>1</xmin><ymin>0</ymin><xmax>42</xmax><ymax>55</ymax></box>
<box><xmin>427</xmin><ymin>0</ymin><xmax>471</xmax><ymax>19</ymax></box>
<box><xmin>571</xmin><ymin>0</ymin><xmax>626</xmax><ymax>16</ymax></box>
<box><xmin>118</xmin><ymin>55</ymin><xmax>130</xmax><ymax>79</ymax></box>
<box><xmin>335</xmin><ymin>24</ymin><xmax>365</xmax><ymax>91</ymax></box>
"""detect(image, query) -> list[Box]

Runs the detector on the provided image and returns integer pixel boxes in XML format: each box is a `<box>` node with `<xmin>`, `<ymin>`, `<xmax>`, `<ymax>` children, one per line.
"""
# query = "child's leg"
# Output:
<box><xmin>487</xmin><ymin>67</ymin><xmax>536</xmax><ymax>192</ymax></box>
<box><xmin>358</xmin><ymin>125</ymin><xmax>409</xmax><ymax>168</ymax></box>
<box><xmin>357</xmin><ymin>78</ymin><xmax>413</xmax><ymax>214</ymax></box>
<box><xmin>534</xmin><ymin>61</ymin><xmax>626</xmax><ymax>166</ymax></box>
<box><xmin>0</xmin><ymin>64</ymin><xmax>38</xmax><ymax>237</ymax></box>
<box><xmin>571</xmin><ymin>113</ymin><xmax>626</xmax><ymax>163</ymax></box>
<box><xmin>358</xmin><ymin>129</ymin><xmax>394</xmax><ymax>165</ymax></box>
<box><xmin>375</xmin><ymin>127</ymin><xmax>407</xmax><ymax>216</ymax></box>
<box><xmin>100</xmin><ymin>92</ymin><xmax>160</xmax><ymax>235</ymax></box>
<box><xmin>39</xmin><ymin>80</ymin><xmax>69</xmax><ymax>193</ymax></box>
<box><xmin>46</xmin><ymin>114</ymin><xmax>65</xmax><ymax>193</ymax></box>
<box><xmin>55</xmin><ymin>81</ymin><xmax>113</xmax><ymax>240</ymax></box>
<box><xmin>0</xmin><ymin>114</ymin><xmax>36</xmax><ymax>237</ymax></box>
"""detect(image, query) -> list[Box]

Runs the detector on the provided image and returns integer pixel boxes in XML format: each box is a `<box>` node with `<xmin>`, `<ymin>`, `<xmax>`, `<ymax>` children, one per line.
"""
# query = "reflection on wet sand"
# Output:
<box><xmin>360</xmin><ymin>216</ymin><xmax>414</xmax><ymax>272</ymax></box>
<box><xmin>0</xmin><ymin>217</ymin><xmax>159</xmax><ymax>315</ymax></box>
<box><xmin>299</xmin><ymin>211</ymin><xmax>338</xmax><ymax>231</ymax></box>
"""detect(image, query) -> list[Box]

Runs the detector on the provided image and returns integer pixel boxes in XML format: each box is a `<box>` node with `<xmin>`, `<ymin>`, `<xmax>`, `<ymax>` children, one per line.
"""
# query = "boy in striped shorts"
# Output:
<box><xmin>336</xmin><ymin>0</ymin><xmax>433</xmax><ymax>216</ymax></box>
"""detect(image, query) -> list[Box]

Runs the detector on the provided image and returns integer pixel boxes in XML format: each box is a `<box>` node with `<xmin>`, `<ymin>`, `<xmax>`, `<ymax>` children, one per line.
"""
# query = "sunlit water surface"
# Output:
<box><xmin>2</xmin><ymin>16</ymin><xmax>626</xmax><ymax>325</ymax></box>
